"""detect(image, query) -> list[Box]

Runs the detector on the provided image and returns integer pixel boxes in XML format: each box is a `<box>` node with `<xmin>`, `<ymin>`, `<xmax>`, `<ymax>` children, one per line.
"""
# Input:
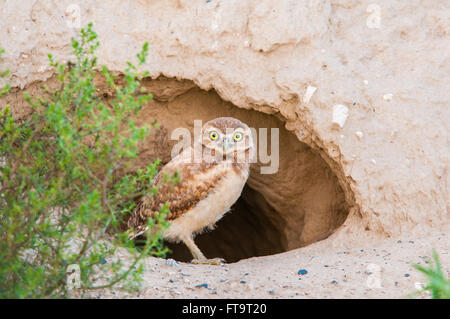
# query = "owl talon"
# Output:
<box><xmin>191</xmin><ymin>258</ymin><xmax>226</xmax><ymax>265</ymax></box>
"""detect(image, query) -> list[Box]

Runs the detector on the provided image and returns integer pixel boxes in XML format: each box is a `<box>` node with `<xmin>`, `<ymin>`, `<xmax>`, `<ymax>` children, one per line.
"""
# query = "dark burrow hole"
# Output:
<box><xmin>131</xmin><ymin>77</ymin><xmax>350</xmax><ymax>263</ymax></box>
<box><xmin>165</xmin><ymin>184</ymin><xmax>289</xmax><ymax>263</ymax></box>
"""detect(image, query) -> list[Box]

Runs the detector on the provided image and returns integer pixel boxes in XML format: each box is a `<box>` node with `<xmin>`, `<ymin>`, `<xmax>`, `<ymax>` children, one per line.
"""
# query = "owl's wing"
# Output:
<box><xmin>127</xmin><ymin>147</ymin><xmax>225</xmax><ymax>238</ymax></box>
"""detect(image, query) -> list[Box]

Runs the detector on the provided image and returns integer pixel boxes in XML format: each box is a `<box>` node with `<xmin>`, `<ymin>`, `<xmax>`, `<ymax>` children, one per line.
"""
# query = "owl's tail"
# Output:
<box><xmin>127</xmin><ymin>208</ymin><xmax>149</xmax><ymax>240</ymax></box>
<box><xmin>127</xmin><ymin>198</ymin><xmax>153</xmax><ymax>240</ymax></box>
<box><xmin>126</xmin><ymin>225</ymin><xmax>149</xmax><ymax>240</ymax></box>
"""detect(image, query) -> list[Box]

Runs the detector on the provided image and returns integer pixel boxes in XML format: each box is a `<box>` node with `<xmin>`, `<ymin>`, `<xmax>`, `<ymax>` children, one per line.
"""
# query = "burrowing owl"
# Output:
<box><xmin>127</xmin><ymin>117</ymin><xmax>255</xmax><ymax>265</ymax></box>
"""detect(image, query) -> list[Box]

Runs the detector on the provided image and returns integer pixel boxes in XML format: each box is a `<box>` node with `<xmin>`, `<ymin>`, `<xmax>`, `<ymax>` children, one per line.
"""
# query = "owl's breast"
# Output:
<box><xmin>164</xmin><ymin>163</ymin><xmax>249</xmax><ymax>241</ymax></box>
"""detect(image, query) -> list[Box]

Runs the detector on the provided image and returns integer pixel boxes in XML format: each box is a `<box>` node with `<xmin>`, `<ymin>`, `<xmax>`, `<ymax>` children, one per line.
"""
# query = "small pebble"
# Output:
<box><xmin>240</xmin><ymin>280</ymin><xmax>246</xmax><ymax>284</ymax></box>
<box><xmin>165</xmin><ymin>258</ymin><xmax>179</xmax><ymax>267</ymax></box>
<box><xmin>298</xmin><ymin>269</ymin><xmax>308</xmax><ymax>275</ymax></box>
<box><xmin>415</xmin><ymin>282</ymin><xmax>425</xmax><ymax>291</ymax></box>
<box><xmin>331</xmin><ymin>280</ymin><xmax>339</xmax><ymax>285</ymax></box>
<box><xmin>404</xmin><ymin>274</ymin><xmax>410</xmax><ymax>277</ymax></box>
<box><xmin>268</xmin><ymin>289</ymin><xmax>275</xmax><ymax>295</ymax></box>
<box><xmin>195</xmin><ymin>283</ymin><xmax>208</xmax><ymax>288</ymax></box>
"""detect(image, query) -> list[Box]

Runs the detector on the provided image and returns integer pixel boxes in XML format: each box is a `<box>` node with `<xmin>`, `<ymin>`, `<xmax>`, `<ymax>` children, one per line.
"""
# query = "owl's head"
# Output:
<box><xmin>200</xmin><ymin>117</ymin><xmax>254</xmax><ymax>159</ymax></box>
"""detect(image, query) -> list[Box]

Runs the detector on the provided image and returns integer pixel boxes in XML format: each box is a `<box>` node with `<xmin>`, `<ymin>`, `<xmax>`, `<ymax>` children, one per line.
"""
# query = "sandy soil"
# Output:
<box><xmin>94</xmin><ymin>226</ymin><xmax>448</xmax><ymax>299</ymax></box>
<box><xmin>1</xmin><ymin>1</ymin><xmax>448</xmax><ymax>299</ymax></box>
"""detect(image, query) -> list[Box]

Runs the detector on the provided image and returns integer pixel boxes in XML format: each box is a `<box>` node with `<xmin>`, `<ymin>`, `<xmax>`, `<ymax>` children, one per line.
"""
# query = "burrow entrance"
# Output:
<box><xmin>130</xmin><ymin>77</ymin><xmax>350</xmax><ymax>263</ymax></box>
<box><xmin>1</xmin><ymin>75</ymin><xmax>350</xmax><ymax>263</ymax></box>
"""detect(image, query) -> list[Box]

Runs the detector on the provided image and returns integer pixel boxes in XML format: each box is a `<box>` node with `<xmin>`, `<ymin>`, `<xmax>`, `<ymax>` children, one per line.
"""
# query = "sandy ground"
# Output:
<box><xmin>94</xmin><ymin>226</ymin><xmax>449</xmax><ymax>299</ymax></box>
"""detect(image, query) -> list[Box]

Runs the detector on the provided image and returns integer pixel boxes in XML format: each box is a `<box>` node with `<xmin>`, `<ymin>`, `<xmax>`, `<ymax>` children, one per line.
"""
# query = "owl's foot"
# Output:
<box><xmin>191</xmin><ymin>258</ymin><xmax>226</xmax><ymax>266</ymax></box>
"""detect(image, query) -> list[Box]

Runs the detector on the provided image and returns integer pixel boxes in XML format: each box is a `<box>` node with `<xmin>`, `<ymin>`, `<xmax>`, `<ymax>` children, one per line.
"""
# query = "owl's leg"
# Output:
<box><xmin>182</xmin><ymin>236</ymin><xmax>206</xmax><ymax>260</ymax></box>
<box><xmin>182</xmin><ymin>236</ymin><xmax>225</xmax><ymax>265</ymax></box>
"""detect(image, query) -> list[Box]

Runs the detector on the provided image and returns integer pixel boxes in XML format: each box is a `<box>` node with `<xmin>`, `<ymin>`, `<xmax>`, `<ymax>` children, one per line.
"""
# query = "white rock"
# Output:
<box><xmin>302</xmin><ymin>85</ymin><xmax>317</xmax><ymax>103</ymax></box>
<box><xmin>332</xmin><ymin>104</ymin><xmax>349</xmax><ymax>128</ymax></box>
<box><xmin>355</xmin><ymin>131</ymin><xmax>364</xmax><ymax>139</ymax></box>
<box><xmin>415</xmin><ymin>282</ymin><xmax>424</xmax><ymax>291</ymax></box>
<box><xmin>383</xmin><ymin>93</ymin><xmax>393</xmax><ymax>101</ymax></box>
<box><xmin>165</xmin><ymin>258</ymin><xmax>179</xmax><ymax>267</ymax></box>
<box><xmin>363</xmin><ymin>80</ymin><xmax>369</xmax><ymax>85</ymax></box>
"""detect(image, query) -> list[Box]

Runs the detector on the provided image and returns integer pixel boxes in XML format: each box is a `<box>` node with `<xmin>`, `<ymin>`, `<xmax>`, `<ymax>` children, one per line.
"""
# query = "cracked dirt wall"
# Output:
<box><xmin>0</xmin><ymin>0</ymin><xmax>449</xmax><ymax>247</ymax></box>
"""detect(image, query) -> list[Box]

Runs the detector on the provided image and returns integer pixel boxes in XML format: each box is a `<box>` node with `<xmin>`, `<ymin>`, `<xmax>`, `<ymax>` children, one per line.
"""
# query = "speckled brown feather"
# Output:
<box><xmin>127</xmin><ymin>146</ymin><xmax>228</xmax><ymax>235</ymax></box>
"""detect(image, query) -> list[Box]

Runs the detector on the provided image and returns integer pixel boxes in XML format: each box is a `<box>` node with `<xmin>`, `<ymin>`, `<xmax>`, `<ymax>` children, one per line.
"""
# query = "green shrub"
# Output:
<box><xmin>413</xmin><ymin>250</ymin><xmax>450</xmax><ymax>299</ymax></box>
<box><xmin>0</xmin><ymin>23</ymin><xmax>173</xmax><ymax>298</ymax></box>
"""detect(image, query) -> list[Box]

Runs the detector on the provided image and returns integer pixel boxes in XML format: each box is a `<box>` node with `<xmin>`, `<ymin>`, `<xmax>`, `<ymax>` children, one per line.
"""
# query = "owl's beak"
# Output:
<box><xmin>222</xmin><ymin>138</ymin><xmax>231</xmax><ymax>152</ymax></box>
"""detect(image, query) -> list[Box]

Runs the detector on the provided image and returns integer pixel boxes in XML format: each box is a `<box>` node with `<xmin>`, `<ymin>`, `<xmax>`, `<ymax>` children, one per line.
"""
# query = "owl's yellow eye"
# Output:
<box><xmin>209</xmin><ymin>131</ymin><xmax>219</xmax><ymax>141</ymax></box>
<box><xmin>233</xmin><ymin>132</ymin><xmax>243</xmax><ymax>142</ymax></box>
